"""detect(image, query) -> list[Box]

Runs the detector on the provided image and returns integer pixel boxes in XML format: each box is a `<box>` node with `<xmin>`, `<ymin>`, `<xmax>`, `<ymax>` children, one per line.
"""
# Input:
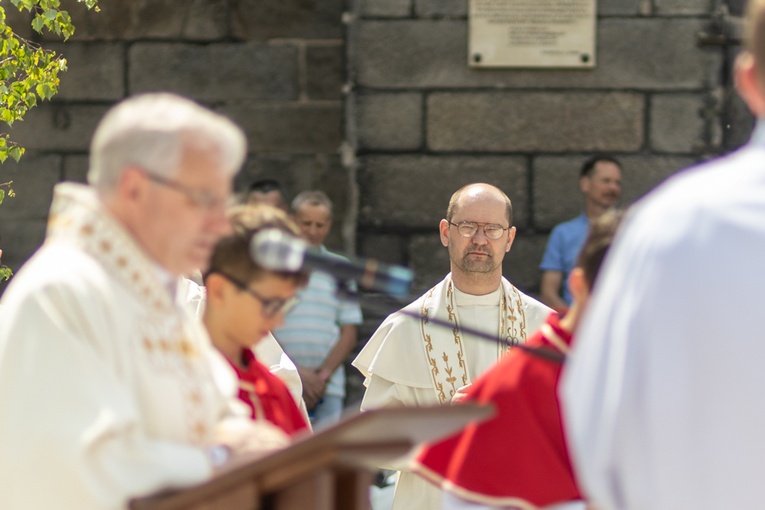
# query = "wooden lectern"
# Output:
<box><xmin>130</xmin><ymin>404</ymin><xmax>492</xmax><ymax>510</ymax></box>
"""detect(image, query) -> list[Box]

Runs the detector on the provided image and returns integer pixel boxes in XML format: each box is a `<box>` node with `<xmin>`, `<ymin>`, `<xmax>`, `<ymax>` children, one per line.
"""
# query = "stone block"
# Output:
<box><xmin>358</xmin><ymin>155</ymin><xmax>529</xmax><ymax>229</ymax></box>
<box><xmin>618</xmin><ymin>155</ymin><xmax>697</xmax><ymax>205</ymax></box>
<box><xmin>502</xmin><ymin>234</ymin><xmax>548</xmax><ymax>295</ymax></box>
<box><xmin>409</xmin><ymin>233</ymin><xmax>450</xmax><ymax>293</ymax></box>
<box><xmin>306</xmin><ymin>44</ymin><xmax>345</xmax><ymax>100</ymax></box>
<box><xmin>236</xmin><ymin>155</ymin><xmax>319</xmax><ymax>199</ymax></box>
<box><xmin>0</xmin><ymin>219</ymin><xmax>48</xmax><ymax>289</ymax></box>
<box><xmin>533</xmin><ymin>156</ymin><xmax>587</xmax><ymax>231</ymax></box>
<box><xmin>359</xmin><ymin>234</ymin><xmax>406</xmax><ymax>265</ymax></box>
<box><xmin>358</xmin><ymin>0</ymin><xmax>412</xmax><ymax>18</ymax></box>
<box><xmin>10</xmin><ymin>104</ymin><xmax>110</xmax><ymax>152</ymax></box>
<box><xmin>721</xmin><ymin>86</ymin><xmax>753</xmax><ymax>152</ymax></box>
<box><xmin>63</xmin><ymin>155</ymin><xmax>89</xmax><ymax>183</ymax></box>
<box><xmin>354</xmin><ymin>19</ymin><xmax>721</xmax><ymax>90</ymax></box>
<box><xmin>220</xmin><ymin>102</ymin><xmax>344</xmax><ymax>154</ymax></box>
<box><xmin>0</xmin><ymin>154</ymin><xmax>62</xmax><ymax>220</ymax></box>
<box><xmin>357</xmin><ymin>93</ymin><xmax>423</xmax><ymax>150</ymax></box>
<box><xmin>231</xmin><ymin>0</ymin><xmax>344</xmax><ymax>40</ymax></box>
<box><xmin>428</xmin><ymin>92</ymin><xmax>644</xmax><ymax>152</ymax></box>
<box><xmin>533</xmin><ymin>154</ymin><xmax>696</xmax><ymax>229</ymax></box>
<box><xmin>650</xmin><ymin>94</ymin><xmax>707</xmax><ymax>153</ymax></box>
<box><xmin>728</xmin><ymin>0</ymin><xmax>747</xmax><ymax>16</ymax></box>
<box><xmin>655</xmin><ymin>0</ymin><xmax>711</xmax><ymax>15</ymax></box>
<box><xmin>312</xmin><ymin>155</ymin><xmax>354</xmax><ymax>252</ymax></box>
<box><xmin>415</xmin><ymin>0</ymin><xmax>467</xmax><ymax>17</ymax></box>
<box><xmin>599</xmin><ymin>0</ymin><xmax>648</xmax><ymax>15</ymax></box>
<box><xmin>48</xmin><ymin>43</ymin><xmax>125</xmax><ymax>100</ymax></box>
<box><xmin>59</xmin><ymin>0</ymin><xmax>229</xmax><ymax>41</ymax></box>
<box><xmin>3</xmin><ymin>4</ymin><xmax>34</xmax><ymax>39</ymax></box>
<box><xmin>129</xmin><ymin>43</ymin><xmax>299</xmax><ymax>101</ymax></box>
<box><xmin>533</xmin><ymin>155</ymin><xmax>696</xmax><ymax>231</ymax></box>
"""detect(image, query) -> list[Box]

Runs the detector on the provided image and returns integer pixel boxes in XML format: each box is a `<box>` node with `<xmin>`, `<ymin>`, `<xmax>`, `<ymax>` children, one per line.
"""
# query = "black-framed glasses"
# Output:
<box><xmin>214</xmin><ymin>270</ymin><xmax>299</xmax><ymax>318</ymax></box>
<box><xmin>143</xmin><ymin>171</ymin><xmax>227</xmax><ymax>212</ymax></box>
<box><xmin>448</xmin><ymin>221</ymin><xmax>510</xmax><ymax>240</ymax></box>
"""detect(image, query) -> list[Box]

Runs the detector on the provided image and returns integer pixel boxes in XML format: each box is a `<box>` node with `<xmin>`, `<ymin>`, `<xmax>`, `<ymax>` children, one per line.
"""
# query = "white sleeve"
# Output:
<box><xmin>0</xmin><ymin>283</ymin><xmax>211</xmax><ymax>510</ymax></box>
<box><xmin>253</xmin><ymin>333</ymin><xmax>310</xmax><ymax>425</ymax></box>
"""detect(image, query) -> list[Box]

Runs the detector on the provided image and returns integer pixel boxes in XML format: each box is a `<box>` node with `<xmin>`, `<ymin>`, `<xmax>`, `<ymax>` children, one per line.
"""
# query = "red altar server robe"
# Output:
<box><xmin>411</xmin><ymin>313</ymin><xmax>582</xmax><ymax>508</ymax></box>
<box><xmin>231</xmin><ymin>349</ymin><xmax>310</xmax><ymax>437</ymax></box>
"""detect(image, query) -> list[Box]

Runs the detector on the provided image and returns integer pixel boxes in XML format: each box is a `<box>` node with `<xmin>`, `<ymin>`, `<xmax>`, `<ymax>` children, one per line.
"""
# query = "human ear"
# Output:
<box><xmin>116</xmin><ymin>165</ymin><xmax>148</xmax><ymax>203</ymax></box>
<box><xmin>505</xmin><ymin>226</ymin><xmax>516</xmax><ymax>253</ymax></box>
<box><xmin>439</xmin><ymin>219</ymin><xmax>450</xmax><ymax>247</ymax></box>
<box><xmin>735</xmin><ymin>51</ymin><xmax>765</xmax><ymax>117</ymax></box>
<box><xmin>579</xmin><ymin>175</ymin><xmax>590</xmax><ymax>195</ymax></box>
<box><xmin>567</xmin><ymin>267</ymin><xmax>589</xmax><ymax>305</ymax></box>
<box><xmin>204</xmin><ymin>274</ymin><xmax>229</xmax><ymax>308</ymax></box>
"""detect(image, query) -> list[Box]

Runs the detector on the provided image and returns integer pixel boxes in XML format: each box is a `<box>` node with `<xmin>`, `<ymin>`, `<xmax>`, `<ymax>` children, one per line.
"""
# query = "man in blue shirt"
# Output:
<box><xmin>539</xmin><ymin>155</ymin><xmax>622</xmax><ymax>312</ymax></box>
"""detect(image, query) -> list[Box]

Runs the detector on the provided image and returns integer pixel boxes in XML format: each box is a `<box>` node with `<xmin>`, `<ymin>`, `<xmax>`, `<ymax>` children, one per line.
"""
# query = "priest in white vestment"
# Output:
<box><xmin>353</xmin><ymin>183</ymin><xmax>551</xmax><ymax>510</ymax></box>
<box><xmin>0</xmin><ymin>94</ymin><xmax>287</xmax><ymax>510</ymax></box>
<box><xmin>560</xmin><ymin>6</ymin><xmax>765</xmax><ymax>507</ymax></box>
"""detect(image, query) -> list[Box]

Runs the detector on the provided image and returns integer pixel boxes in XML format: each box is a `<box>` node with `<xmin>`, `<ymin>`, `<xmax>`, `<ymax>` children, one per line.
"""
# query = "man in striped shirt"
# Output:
<box><xmin>273</xmin><ymin>190</ymin><xmax>363</xmax><ymax>427</ymax></box>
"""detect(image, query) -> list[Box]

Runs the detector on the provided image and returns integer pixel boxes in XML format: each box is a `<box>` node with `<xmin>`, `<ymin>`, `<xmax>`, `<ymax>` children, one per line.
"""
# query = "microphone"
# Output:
<box><xmin>250</xmin><ymin>229</ymin><xmax>414</xmax><ymax>298</ymax></box>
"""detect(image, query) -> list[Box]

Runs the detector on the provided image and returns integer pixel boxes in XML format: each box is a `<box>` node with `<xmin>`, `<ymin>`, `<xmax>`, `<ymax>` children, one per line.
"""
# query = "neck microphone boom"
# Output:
<box><xmin>250</xmin><ymin>229</ymin><xmax>414</xmax><ymax>298</ymax></box>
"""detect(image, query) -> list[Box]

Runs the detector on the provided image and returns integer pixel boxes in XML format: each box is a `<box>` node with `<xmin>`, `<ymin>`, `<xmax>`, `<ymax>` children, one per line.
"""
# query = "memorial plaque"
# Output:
<box><xmin>469</xmin><ymin>0</ymin><xmax>596</xmax><ymax>68</ymax></box>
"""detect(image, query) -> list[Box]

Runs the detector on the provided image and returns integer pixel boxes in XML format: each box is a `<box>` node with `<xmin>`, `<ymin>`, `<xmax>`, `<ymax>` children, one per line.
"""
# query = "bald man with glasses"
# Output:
<box><xmin>354</xmin><ymin>183</ymin><xmax>552</xmax><ymax>510</ymax></box>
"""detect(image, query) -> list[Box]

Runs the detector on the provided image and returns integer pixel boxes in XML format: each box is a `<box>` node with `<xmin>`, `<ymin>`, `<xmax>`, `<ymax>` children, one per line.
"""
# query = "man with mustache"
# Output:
<box><xmin>539</xmin><ymin>155</ymin><xmax>622</xmax><ymax>313</ymax></box>
<box><xmin>354</xmin><ymin>183</ymin><xmax>551</xmax><ymax>510</ymax></box>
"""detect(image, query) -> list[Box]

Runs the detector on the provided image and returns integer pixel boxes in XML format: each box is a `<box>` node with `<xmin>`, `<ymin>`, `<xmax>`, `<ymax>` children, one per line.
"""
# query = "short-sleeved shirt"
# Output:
<box><xmin>273</xmin><ymin>246</ymin><xmax>363</xmax><ymax>398</ymax></box>
<box><xmin>539</xmin><ymin>213</ymin><xmax>589</xmax><ymax>305</ymax></box>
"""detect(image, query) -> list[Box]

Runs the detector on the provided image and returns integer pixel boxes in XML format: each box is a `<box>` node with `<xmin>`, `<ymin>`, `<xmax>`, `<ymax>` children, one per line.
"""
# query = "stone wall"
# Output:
<box><xmin>0</xmin><ymin>0</ymin><xmax>348</xmax><ymax>282</ymax></box>
<box><xmin>0</xmin><ymin>0</ymin><xmax>753</xmax><ymax>405</ymax></box>
<box><xmin>342</xmin><ymin>0</ymin><xmax>750</xmax><ymax>405</ymax></box>
<box><xmin>350</xmin><ymin>0</ymin><xmax>743</xmax><ymax>299</ymax></box>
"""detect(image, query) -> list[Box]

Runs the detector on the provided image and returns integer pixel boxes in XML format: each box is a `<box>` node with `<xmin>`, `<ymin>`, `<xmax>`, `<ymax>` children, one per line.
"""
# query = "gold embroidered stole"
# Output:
<box><xmin>419</xmin><ymin>275</ymin><xmax>529</xmax><ymax>404</ymax></box>
<box><xmin>46</xmin><ymin>183</ymin><xmax>214</xmax><ymax>444</ymax></box>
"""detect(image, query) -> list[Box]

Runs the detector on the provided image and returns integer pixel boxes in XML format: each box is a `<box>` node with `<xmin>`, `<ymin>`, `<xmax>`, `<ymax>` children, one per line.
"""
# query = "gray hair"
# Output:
<box><xmin>87</xmin><ymin>93</ymin><xmax>247</xmax><ymax>192</ymax></box>
<box><xmin>291</xmin><ymin>190</ymin><xmax>333</xmax><ymax>216</ymax></box>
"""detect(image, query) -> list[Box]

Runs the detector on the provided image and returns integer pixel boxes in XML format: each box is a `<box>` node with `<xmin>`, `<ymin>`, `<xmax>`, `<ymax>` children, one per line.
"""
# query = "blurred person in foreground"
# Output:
<box><xmin>0</xmin><ymin>93</ymin><xmax>286</xmax><ymax>510</ymax></box>
<box><xmin>412</xmin><ymin>210</ymin><xmax>622</xmax><ymax>510</ymax></box>
<box><xmin>202</xmin><ymin>204</ymin><xmax>310</xmax><ymax>437</ymax></box>
<box><xmin>560</xmin><ymin>1</ymin><xmax>765</xmax><ymax>508</ymax></box>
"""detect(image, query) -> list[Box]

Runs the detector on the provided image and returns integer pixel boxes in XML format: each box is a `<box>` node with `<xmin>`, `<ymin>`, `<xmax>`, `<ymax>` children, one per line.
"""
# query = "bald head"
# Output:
<box><xmin>446</xmin><ymin>183</ymin><xmax>513</xmax><ymax>226</ymax></box>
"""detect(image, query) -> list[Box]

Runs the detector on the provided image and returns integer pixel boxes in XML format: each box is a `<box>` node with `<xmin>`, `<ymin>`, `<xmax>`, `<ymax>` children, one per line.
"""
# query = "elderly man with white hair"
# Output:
<box><xmin>0</xmin><ymin>93</ymin><xmax>286</xmax><ymax>510</ymax></box>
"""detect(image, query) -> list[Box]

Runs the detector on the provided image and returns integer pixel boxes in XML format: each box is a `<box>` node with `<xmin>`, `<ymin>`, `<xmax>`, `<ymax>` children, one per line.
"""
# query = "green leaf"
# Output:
<box><xmin>0</xmin><ymin>189</ymin><xmax>5</xmax><ymax>205</ymax></box>
<box><xmin>9</xmin><ymin>146</ymin><xmax>24</xmax><ymax>162</ymax></box>
<box><xmin>0</xmin><ymin>265</ymin><xmax>13</xmax><ymax>282</ymax></box>
<box><xmin>31</xmin><ymin>15</ymin><xmax>44</xmax><ymax>32</ymax></box>
<box><xmin>0</xmin><ymin>0</ymin><xmax>102</xmax><ymax>170</ymax></box>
